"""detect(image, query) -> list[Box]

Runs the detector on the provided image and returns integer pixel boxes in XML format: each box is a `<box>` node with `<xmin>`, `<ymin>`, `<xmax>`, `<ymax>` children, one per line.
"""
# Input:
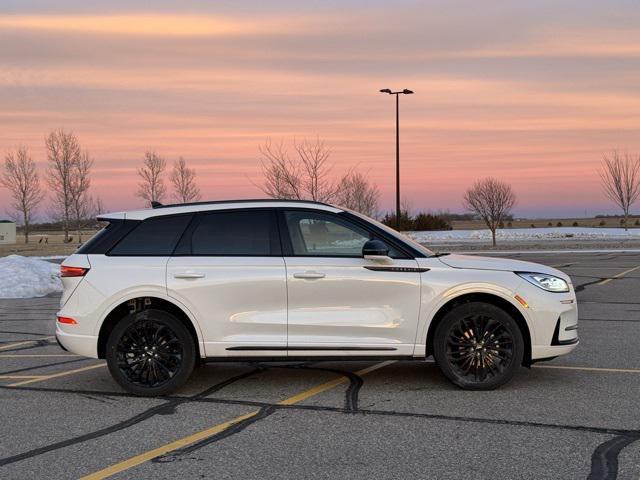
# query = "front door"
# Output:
<box><xmin>167</xmin><ymin>209</ymin><xmax>287</xmax><ymax>357</ymax></box>
<box><xmin>281</xmin><ymin>209</ymin><xmax>422</xmax><ymax>356</ymax></box>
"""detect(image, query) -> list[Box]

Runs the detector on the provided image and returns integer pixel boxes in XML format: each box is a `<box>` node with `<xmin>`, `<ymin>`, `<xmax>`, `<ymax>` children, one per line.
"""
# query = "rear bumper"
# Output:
<box><xmin>55</xmin><ymin>323</ymin><xmax>98</xmax><ymax>358</ymax></box>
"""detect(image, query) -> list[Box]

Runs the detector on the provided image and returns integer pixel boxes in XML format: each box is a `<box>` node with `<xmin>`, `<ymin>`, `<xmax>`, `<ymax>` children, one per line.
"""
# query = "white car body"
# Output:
<box><xmin>55</xmin><ymin>200</ymin><xmax>578</xmax><ymax>391</ymax></box>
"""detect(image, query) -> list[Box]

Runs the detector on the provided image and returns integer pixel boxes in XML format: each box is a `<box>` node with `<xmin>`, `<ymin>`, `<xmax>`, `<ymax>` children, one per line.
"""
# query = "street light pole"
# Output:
<box><xmin>395</xmin><ymin>93</ymin><xmax>400</xmax><ymax>230</ymax></box>
<box><xmin>380</xmin><ymin>88</ymin><xmax>414</xmax><ymax>230</ymax></box>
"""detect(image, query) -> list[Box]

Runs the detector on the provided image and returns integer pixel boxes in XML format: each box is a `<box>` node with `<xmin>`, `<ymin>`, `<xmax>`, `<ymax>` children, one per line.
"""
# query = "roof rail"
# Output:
<box><xmin>151</xmin><ymin>199</ymin><xmax>335</xmax><ymax>209</ymax></box>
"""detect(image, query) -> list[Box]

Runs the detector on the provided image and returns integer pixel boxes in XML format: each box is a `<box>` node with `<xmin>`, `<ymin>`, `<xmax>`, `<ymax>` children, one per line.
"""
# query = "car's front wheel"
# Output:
<box><xmin>106</xmin><ymin>309</ymin><xmax>196</xmax><ymax>396</ymax></box>
<box><xmin>433</xmin><ymin>302</ymin><xmax>524</xmax><ymax>390</ymax></box>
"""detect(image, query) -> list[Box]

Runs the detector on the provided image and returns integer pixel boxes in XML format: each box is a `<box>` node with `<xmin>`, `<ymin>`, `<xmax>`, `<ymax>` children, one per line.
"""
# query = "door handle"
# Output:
<box><xmin>293</xmin><ymin>271</ymin><xmax>326</xmax><ymax>280</ymax></box>
<box><xmin>173</xmin><ymin>272</ymin><xmax>205</xmax><ymax>279</ymax></box>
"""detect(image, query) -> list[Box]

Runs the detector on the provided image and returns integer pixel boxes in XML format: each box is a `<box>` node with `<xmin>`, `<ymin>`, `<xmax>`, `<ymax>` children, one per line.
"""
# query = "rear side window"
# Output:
<box><xmin>180</xmin><ymin>210</ymin><xmax>278</xmax><ymax>256</ymax></box>
<box><xmin>109</xmin><ymin>215</ymin><xmax>192</xmax><ymax>256</ymax></box>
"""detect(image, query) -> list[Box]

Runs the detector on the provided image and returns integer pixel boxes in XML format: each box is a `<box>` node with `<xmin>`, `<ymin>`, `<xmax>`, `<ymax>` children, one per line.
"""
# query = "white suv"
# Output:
<box><xmin>56</xmin><ymin>200</ymin><xmax>578</xmax><ymax>395</ymax></box>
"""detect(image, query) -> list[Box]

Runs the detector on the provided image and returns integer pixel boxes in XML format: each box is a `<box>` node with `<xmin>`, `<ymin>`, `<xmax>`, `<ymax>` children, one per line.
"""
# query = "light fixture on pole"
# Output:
<box><xmin>379</xmin><ymin>88</ymin><xmax>414</xmax><ymax>229</ymax></box>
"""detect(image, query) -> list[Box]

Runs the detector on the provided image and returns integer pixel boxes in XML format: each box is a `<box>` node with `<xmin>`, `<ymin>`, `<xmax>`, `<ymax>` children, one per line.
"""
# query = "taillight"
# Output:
<box><xmin>57</xmin><ymin>316</ymin><xmax>78</xmax><ymax>325</ymax></box>
<box><xmin>60</xmin><ymin>265</ymin><xmax>89</xmax><ymax>277</ymax></box>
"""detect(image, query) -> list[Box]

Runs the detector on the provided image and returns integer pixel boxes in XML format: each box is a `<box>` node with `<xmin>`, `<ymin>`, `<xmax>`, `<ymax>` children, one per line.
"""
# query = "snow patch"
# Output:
<box><xmin>0</xmin><ymin>255</ymin><xmax>62</xmax><ymax>299</ymax></box>
<box><xmin>406</xmin><ymin>227</ymin><xmax>640</xmax><ymax>244</ymax></box>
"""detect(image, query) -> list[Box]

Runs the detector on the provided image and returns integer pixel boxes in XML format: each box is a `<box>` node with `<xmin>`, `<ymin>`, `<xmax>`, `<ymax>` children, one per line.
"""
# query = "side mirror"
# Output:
<box><xmin>363</xmin><ymin>239</ymin><xmax>393</xmax><ymax>264</ymax></box>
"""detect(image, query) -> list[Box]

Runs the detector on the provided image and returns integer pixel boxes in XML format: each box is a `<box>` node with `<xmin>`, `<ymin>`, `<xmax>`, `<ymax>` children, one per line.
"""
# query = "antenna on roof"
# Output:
<box><xmin>150</xmin><ymin>201</ymin><xmax>163</xmax><ymax>208</ymax></box>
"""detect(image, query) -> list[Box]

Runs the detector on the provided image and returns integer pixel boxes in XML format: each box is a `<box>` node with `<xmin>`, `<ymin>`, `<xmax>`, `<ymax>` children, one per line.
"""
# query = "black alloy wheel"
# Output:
<box><xmin>433</xmin><ymin>302</ymin><xmax>524</xmax><ymax>390</ymax></box>
<box><xmin>106</xmin><ymin>309</ymin><xmax>196</xmax><ymax>396</ymax></box>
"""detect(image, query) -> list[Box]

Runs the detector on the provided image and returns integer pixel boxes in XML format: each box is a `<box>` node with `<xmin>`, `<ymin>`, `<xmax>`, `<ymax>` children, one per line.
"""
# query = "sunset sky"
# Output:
<box><xmin>1</xmin><ymin>0</ymin><xmax>639</xmax><ymax>218</ymax></box>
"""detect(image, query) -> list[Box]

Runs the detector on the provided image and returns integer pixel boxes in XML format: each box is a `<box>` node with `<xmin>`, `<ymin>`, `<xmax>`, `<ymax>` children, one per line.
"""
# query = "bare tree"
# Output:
<box><xmin>46</xmin><ymin>129</ymin><xmax>81</xmax><ymax>242</ymax></box>
<box><xmin>92</xmin><ymin>196</ymin><xmax>106</xmax><ymax>216</ymax></box>
<box><xmin>69</xmin><ymin>151</ymin><xmax>93</xmax><ymax>243</ymax></box>
<box><xmin>336</xmin><ymin>171</ymin><xmax>380</xmax><ymax>217</ymax></box>
<box><xmin>137</xmin><ymin>151</ymin><xmax>166</xmax><ymax>206</ymax></box>
<box><xmin>258</xmin><ymin>138</ymin><xmax>340</xmax><ymax>202</ymax></box>
<box><xmin>171</xmin><ymin>157</ymin><xmax>201</xmax><ymax>203</ymax></box>
<box><xmin>463</xmin><ymin>177</ymin><xmax>516</xmax><ymax>246</ymax></box>
<box><xmin>0</xmin><ymin>146</ymin><xmax>44</xmax><ymax>243</ymax></box>
<box><xmin>600</xmin><ymin>151</ymin><xmax>640</xmax><ymax>231</ymax></box>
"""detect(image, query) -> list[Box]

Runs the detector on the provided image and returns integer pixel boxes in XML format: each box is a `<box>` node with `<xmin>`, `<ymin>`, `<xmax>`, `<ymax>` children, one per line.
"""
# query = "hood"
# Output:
<box><xmin>437</xmin><ymin>254</ymin><xmax>569</xmax><ymax>280</ymax></box>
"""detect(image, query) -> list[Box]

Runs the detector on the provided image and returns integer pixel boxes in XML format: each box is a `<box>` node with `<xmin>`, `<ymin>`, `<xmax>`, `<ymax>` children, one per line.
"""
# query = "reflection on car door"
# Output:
<box><xmin>281</xmin><ymin>210</ymin><xmax>422</xmax><ymax>356</ymax></box>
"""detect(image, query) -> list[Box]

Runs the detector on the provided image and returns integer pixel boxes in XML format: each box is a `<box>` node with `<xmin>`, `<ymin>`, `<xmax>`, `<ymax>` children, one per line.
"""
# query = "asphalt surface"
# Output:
<box><xmin>0</xmin><ymin>251</ymin><xmax>638</xmax><ymax>479</ymax></box>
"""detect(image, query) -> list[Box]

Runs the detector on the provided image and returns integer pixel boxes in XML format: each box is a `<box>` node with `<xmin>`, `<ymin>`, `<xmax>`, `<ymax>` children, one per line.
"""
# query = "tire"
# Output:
<box><xmin>106</xmin><ymin>309</ymin><xmax>196</xmax><ymax>396</ymax></box>
<box><xmin>433</xmin><ymin>302</ymin><xmax>524</xmax><ymax>390</ymax></box>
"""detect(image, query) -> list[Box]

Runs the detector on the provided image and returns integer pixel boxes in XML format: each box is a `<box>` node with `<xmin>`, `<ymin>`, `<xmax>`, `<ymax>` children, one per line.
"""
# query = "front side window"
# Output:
<box><xmin>109</xmin><ymin>215</ymin><xmax>192</xmax><ymax>256</ymax></box>
<box><xmin>186</xmin><ymin>210</ymin><xmax>276</xmax><ymax>256</ymax></box>
<box><xmin>284</xmin><ymin>211</ymin><xmax>373</xmax><ymax>257</ymax></box>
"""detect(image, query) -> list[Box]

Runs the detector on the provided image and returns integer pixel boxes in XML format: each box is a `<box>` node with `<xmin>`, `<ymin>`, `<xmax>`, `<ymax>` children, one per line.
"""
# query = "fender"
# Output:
<box><xmin>414</xmin><ymin>282</ymin><xmax>534</xmax><ymax>356</ymax></box>
<box><xmin>94</xmin><ymin>287</ymin><xmax>206</xmax><ymax>356</ymax></box>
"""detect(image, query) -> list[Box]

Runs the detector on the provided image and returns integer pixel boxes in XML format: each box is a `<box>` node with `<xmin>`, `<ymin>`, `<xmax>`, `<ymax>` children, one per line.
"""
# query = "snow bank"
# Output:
<box><xmin>0</xmin><ymin>255</ymin><xmax>62</xmax><ymax>299</ymax></box>
<box><xmin>406</xmin><ymin>227</ymin><xmax>640</xmax><ymax>244</ymax></box>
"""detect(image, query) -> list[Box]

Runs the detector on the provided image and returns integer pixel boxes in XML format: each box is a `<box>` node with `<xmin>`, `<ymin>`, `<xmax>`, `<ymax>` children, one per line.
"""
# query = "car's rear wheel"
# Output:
<box><xmin>433</xmin><ymin>302</ymin><xmax>524</xmax><ymax>390</ymax></box>
<box><xmin>106</xmin><ymin>309</ymin><xmax>196</xmax><ymax>396</ymax></box>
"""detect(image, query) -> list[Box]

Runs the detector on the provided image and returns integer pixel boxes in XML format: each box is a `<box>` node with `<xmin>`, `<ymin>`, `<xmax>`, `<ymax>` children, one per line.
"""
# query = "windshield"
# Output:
<box><xmin>343</xmin><ymin>208</ymin><xmax>435</xmax><ymax>257</ymax></box>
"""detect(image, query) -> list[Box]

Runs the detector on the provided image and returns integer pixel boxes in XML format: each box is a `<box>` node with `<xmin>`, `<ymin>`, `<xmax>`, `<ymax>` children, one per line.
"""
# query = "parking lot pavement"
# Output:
<box><xmin>0</xmin><ymin>252</ymin><xmax>638</xmax><ymax>479</ymax></box>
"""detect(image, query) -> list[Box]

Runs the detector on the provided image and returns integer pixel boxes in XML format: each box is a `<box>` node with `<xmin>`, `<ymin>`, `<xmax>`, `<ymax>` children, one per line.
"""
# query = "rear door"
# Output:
<box><xmin>166</xmin><ymin>209</ymin><xmax>287</xmax><ymax>357</ymax></box>
<box><xmin>280</xmin><ymin>209</ymin><xmax>422</xmax><ymax>356</ymax></box>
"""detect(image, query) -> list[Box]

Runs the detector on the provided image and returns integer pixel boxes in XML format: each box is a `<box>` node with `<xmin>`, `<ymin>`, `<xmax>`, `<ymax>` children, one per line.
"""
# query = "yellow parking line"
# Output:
<box><xmin>8</xmin><ymin>363</ymin><xmax>106</xmax><ymax>387</ymax></box>
<box><xmin>0</xmin><ymin>354</ymin><xmax>78</xmax><ymax>358</ymax></box>
<box><xmin>597</xmin><ymin>265</ymin><xmax>640</xmax><ymax>285</ymax></box>
<box><xmin>0</xmin><ymin>336</ymin><xmax>55</xmax><ymax>351</ymax></box>
<box><xmin>80</xmin><ymin>360</ymin><xmax>395</xmax><ymax>480</ymax></box>
<box><xmin>535</xmin><ymin>365</ymin><xmax>640</xmax><ymax>374</ymax></box>
<box><xmin>0</xmin><ymin>375</ymin><xmax>46</xmax><ymax>379</ymax></box>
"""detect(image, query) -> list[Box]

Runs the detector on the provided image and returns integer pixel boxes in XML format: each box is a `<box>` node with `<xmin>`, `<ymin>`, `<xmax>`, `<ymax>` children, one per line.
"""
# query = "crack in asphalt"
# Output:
<box><xmin>0</xmin><ymin>330</ymin><xmax>52</xmax><ymax>337</ymax></box>
<box><xmin>1</xmin><ymin>369</ymin><xmax>639</xmax><ymax>479</ymax></box>
<box><xmin>0</xmin><ymin>367</ymin><xmax>265</xmax><ymax>467</ymax></box>
<box><xmin>0</xmin><ymin>339</ymin><xmax>57</xmax><ymax>353</ymax></box>
<box><xmin>270</xmin><ymin>363</ymin><xmax>364</xmax><ymax>412</ymax></box>
<box><xmin>575</xmin><ymin>278</ymin><xmax>607</xmax><ymax>292</ymax></box>
<box><xmin>579</xmin><ymin>318</ymin><xmax>640</xmax><ymax>323</ymax></box>
<box><xmin>153</xmin><ymin>405</ymin><xmax>277</xmax><ymax>463</ymax></box>
<box><xmin>153</xmin><ymin>363</ymin><xmax>365</xmax><ymax>462</ymax></box>
<box><xmin>588</xmin><ymin>434</ymin><xmax>640</xmax><ymax>480</ymax></box>
<box><xmin>0</xmin><ymin>358</ymin><xmax>87</xmax><ymax>376</ymax></box>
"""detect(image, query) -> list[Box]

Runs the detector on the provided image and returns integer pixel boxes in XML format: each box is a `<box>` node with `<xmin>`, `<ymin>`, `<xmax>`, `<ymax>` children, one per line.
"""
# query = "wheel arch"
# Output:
<box><xmin>96</xmin><ymin>295</ymin><xmax>203</xmax><ymax>359</ymax></box>
<box><xmin>424</xmin><ymin>291</ymin><xmax>532</xmax><ymax>366</ymax></box>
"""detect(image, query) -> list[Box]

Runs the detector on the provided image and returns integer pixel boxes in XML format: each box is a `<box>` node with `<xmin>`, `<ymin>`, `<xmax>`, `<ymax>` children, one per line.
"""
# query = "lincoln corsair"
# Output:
<box><xmin>56</xmin><ymin>200</ymin><xmax>578</xmax><ymax>395</ymax></box>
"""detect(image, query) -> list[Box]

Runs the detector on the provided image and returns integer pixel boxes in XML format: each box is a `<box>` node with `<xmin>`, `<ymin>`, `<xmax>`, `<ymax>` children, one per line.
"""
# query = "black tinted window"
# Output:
<box><xmin>188</xmin><ymin>210</ymin><xmax>276</xmax><ymax>256</ymax></box>
<box><xmin>109</xmin><ymin>215</ymin><xmax>191</xmax><ymax>255</ymax></box>
<box><xmin>77</xmin><ymin>220</ymin><xmax>138</xmax><ymax>254</ymax></box>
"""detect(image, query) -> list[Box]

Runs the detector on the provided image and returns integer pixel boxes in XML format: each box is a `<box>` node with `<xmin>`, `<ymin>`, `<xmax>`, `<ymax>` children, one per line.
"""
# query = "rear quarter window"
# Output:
<box><xmin>76</xmin><ymin>220</ymin><xmax>138</xmax><ymax>255</ymax></box>
<box><xmin>108</xmin><ymin>215</ymin><xmax>192</xmax><ymax>256</ymax></box>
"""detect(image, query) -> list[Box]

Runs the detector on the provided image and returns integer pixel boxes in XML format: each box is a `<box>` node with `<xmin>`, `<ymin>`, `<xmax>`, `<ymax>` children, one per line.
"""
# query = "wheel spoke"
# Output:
<box><xmin>115</xmin><ymin>318</ymin><xmax>183</xmax><ymax>388</ymax></box>
<box><xmin>445</xmin><ymin>313</ymin><xmax>514</xmax><ymax>385</ymax></box>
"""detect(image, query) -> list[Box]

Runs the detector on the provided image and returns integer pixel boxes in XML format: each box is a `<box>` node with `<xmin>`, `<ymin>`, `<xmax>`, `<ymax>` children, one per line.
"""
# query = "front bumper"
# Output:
<box><xmin>532</xmin><ymin>341</ymin><xmax>579</xmax><ymax>360</ymax></box>
<box><xmin>514</xmin><ymin>278</ymin><xmax>578</xmax><ymax>361</ymax></box>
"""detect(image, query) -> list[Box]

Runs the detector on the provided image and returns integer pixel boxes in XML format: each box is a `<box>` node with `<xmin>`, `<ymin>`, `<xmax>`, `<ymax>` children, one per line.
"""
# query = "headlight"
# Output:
<box><xmin>517</xmin><ymin>272</ymin><xmax>569</xmax><ymax>293</ymax></box>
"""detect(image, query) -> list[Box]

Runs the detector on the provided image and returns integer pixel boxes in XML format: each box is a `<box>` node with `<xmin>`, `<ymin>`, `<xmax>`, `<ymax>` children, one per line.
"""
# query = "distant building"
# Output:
<box><xmin>0</xmin><ymin>220</ymin><xmax>16</xmax><ymax>244</ymax></box>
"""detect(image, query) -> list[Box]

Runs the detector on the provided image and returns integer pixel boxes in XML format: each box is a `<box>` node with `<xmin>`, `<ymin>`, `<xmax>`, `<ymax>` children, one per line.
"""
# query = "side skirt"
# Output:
<box><xmin>202</xmin><ymin>355</ymin><xmax>423</xmax><ymax>363</ymax></box>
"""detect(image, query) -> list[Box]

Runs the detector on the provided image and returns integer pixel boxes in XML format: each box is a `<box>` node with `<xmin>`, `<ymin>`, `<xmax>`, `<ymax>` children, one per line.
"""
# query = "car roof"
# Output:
<box><xmin>98</xmin><ymin>199</ymin><xmax>343</xmax><ymax>221</ymax></box>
